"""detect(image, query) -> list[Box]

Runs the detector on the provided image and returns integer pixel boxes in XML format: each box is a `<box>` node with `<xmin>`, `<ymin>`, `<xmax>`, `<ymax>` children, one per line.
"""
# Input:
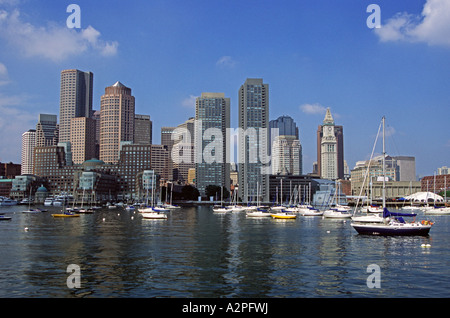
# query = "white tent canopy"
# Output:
<box><xmin>403</xmin><ymin>192</ymin><xmax>444</xmax><ymax>202</ymax></box>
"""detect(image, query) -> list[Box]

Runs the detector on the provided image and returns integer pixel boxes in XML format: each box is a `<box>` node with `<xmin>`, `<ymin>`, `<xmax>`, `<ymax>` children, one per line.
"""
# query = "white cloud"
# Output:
<box><xmin>216</xmin><ymin>56</ymin><xmax>237</xmax><ymax>68</ymax></box>
<box><xmin>299</xmin><ymin>103</ymin><xmax>327</xmax><ymax>115</ymax></box>
<box><xmin>0</xmin><ymin>9</ymin><xmax>118</xmax><ymax>62</ymax></box>
<box><xmin>181</xmin><ymin>95</ymin><xmax>198</xmax><ymax>108</ymax></box>
<box><xmin>375</xmin><ymin>0</ymin><xmax>450</xmax><ymax>47</ymax></box>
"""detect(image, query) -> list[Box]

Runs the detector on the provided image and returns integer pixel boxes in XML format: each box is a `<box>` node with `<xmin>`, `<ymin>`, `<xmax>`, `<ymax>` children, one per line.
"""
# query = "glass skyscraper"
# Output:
<box><xmin>238</xmin><ymin>78</ymin><xmax>269</xmax><ymax>203</ymax></box>
<box><xmin>194</xmin><ymin>93</ymin><xmax>230</xmax><ymax>196</ymax></box>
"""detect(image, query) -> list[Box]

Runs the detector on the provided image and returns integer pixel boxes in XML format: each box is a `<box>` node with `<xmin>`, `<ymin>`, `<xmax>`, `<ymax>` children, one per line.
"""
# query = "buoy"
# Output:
<box><xmin>102</xmin><ymin>218</ymin><xmax>106</xmax><ymax>222</ymax></box>
<box><xmin>24</xmin><ymin>227</ymin><xmax>29</xmax><ymax>231</ymax></box>
<box><xmin>326</xmin><ymin>230</ymin><xmax>330</xmax><ymax>234</ymax></box>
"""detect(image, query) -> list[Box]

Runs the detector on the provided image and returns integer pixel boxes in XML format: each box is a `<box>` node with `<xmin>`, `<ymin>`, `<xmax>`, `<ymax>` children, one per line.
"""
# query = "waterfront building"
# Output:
<box><xmin>59</xmin><ymin>69</ymin><xmax>93</xmax><ymax>143</ymax></box>
<box><xmin>1</xmin><ymin>162</ymin><xmax>21</xmax><ymax>179</ymax></box>
<box><xmin>21</xmin><ymin>129</ymin><xmax>36</xmax><ymax>175</ymax></box>
<box><xmin>351</xmin><ymin>180</ymin><xmax>421</xmax><ymax>201</ymax></box>
<box><xmin>437</xmin><ymin>166</ymin><xmax>449</xmax><ymax>175</ymax></box>
<box><xmin>70</xmin><ymin>117</ymin><xmax>96</xmax><ymax>164</ymax></box>
<box><xmin>99</xmin><ymin>81</ymin><xmax>135</xmax><ymax>164</ymax></box>
<box><xmin>134</xmin><ymin>114</ymin><xmax>152</xmax><ymax>145</ymax></box>
<box><xmin>269</xmin><ymin>174</ymin><xmax>314</xmax><ymax>205</ymax></box>
<box><xmin>421</xmin><ymin>174</ymin><xmax>450</xmax><ymax>194</ymax></box>
<box><xmin>35</xmin><ymin>114</ymin><xmax>58</xmax><ymax>147</ymax></box>
<box><xmin>350</xmin><ymin>155</ymin><xmax>416</xmax><ymax>183</ymax></box>
<box><xmin>316</xmin><ymin>108</ymin><xmax>344</xmax><ymax>180</ymax></box>
<box><xmin>194</xmin><ymin>93</ymin><xmax>230</xmax><ymax>196</ymax></box>
<box><xmin>117</xmin><ymin>143</ymin><xmax>152</xmax><ymax>199</ymax></box>
<box><xmin>238</xmin><ymin>78</ymin><xmax>270</xmax><ymax>203</ymax></box>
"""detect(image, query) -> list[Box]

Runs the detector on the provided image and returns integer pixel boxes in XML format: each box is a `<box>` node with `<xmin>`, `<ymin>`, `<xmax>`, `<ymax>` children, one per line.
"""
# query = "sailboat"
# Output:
<box><xmin>351</xmin><ymin>117</ymin><xmax>433</xmax><ymax>236</ymax></box>
<box><xmin>212</xmin><ymin>186</ymin><xmax>230</xmax><ymax>213</ymax></box>
<box><xmin>323</xmin><ymin>181</ymin><xmax>352</xmax><ymax>219</ymax></box>
<box><xmin>139</xmin><ymin>173</ymin><xmax>168</xmax><ymax>219</ymax></box>
<box><xmin>424</xmin><ymin>174</ymin><xmax>450</xmax><ymax>215</ymax></box>
<box><xmin>247</xmin><ymin>182</ymin><xmax>272</xmax><ymax>217</ymax></box>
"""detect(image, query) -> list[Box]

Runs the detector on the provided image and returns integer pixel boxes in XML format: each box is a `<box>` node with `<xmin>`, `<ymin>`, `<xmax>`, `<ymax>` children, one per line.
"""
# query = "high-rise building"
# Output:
<box><xmin>21</xmin><ymin>129</ymin><xmax>36</xmax><ymax>175</ymax></box>
<box><xmin>238</xmin><ymin>78</ymin><xmax>269</xmax><ymax>203</ymax></box>
<box><xmin>99</xmin><ymin>81</ymin><xmax>135</xmax><ymax>164</ymax></box>
<box><xmin>59</xmin><ymin>69</ymin><xmax>93</xmax><ymax>143</ymax></box>
<box><xmin>70</xmin><ymin>117</ymin><xmax>96</xmax><ymax>164</ymax></box>
<box><xmin>271</xmin><ymin>135</ymin><xmax>301</xmax><ymax>175</ymax></box>
<box><xmin>194</xmin><ymin>93</ymin><xmax>230</xmax><ymax>196</ymax></box>
<box><xmin>161</xmin><ymin>126</ymin><xmax>176</xmax><ymax>181</ymax></box>
<box><xmin>134</xmin><ymin>114</ymin><xmax>152</xmax><ymax>145</ymax></box>
<box><xmin>35</xmin><ymin>114</ymin><xmax>58</xmax><ymax>147</ymax></box>
<box><xmin>316</xmin><ymin>108</ymin><xmax>344</xmax><ymax>180</ymax></box>
<box><xmin>269</xmin><ymin>115</ymin><xmax>302</xmax><ymax>175</ymax></box>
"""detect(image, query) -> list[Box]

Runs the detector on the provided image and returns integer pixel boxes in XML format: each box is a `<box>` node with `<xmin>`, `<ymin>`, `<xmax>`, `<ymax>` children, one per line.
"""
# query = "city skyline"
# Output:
<box><xmin>1</xmin><ymin>0</ymin><xmax>449</xmax><ymax>178</ymax></box>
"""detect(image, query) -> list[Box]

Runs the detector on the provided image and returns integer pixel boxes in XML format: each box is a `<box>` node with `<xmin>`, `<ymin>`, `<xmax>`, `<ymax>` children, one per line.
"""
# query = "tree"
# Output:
<box><xmin>205</xmin><ymin>185</ymin><xmax>229</xmax><ymax>200</ymax></box>
<box><xmin>181</xmin><ymin>185</ymin><xmax>200</xmax><ymax>200</ymax></box>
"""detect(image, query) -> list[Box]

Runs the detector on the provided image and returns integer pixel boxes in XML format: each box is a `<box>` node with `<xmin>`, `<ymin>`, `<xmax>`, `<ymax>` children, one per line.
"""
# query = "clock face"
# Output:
<box><xmin>328</xmin><ymin>126</ymin><xmax>332</xmax><ymax>131</ymax></box>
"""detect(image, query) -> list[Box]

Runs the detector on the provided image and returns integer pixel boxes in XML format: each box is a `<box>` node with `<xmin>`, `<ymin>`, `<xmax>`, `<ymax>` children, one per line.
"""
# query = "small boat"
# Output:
<box><xmin>22</xmin><ymin>209</ymin><xmax>44</xmax><ymax>214</ymax></box>
<box><xmin>125</xmin><ymin>205</ymin><xmax>136</xmax><ymax>211</ymax></box>
<box><xmin>51</xmin><ymin>212</ymin><xmax>80</xmax><ymax>218</ymax></box>
<box><xmin>246</xmin><ymin>208</ymin><xmax>272</xmax><ymax>217</ymax></box>
<box><xmin>212</xmin><ymin>205</ymin><xmax>230</xmax><ymax>213</ymax></box>
<box><xmin>78</xmin><ymin>208</ymin><xmax>94</xmax><ymax>214</ymax></box>
<box><xmin>298</xmin><ymin>206</ymin><xmax>323</xmax><ymax>216</ymax></box>
<box><xmin>0</xmin><ymin>197</ymin><xmax>18</xmax><ymax>206</ymax></box>
<box><xmin>423</xmin><ymin>206</ymin><xmax>450</xmax><ymax>215</ymax></box>
<box><xmin>323</xmin><ymin>209</ymin><xmax>352</xmax><ymax>219</ymax></box>
<box><xmin>271</xmin><ymin>211</ymin><xmax>297</xmax><ymax>219</ymax></box>
<box><xmin>141</xmin><ymin>212</ymin><xmax>167</xmax><ymax>219</ymax></box>
<box><xmin>0</xmin><ymin>215</ymin><xmax>12</xmax><ymax>221</ymax></box>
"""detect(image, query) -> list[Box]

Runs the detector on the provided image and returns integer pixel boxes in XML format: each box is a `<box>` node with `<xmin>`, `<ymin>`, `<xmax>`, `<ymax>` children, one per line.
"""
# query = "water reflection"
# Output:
<box><xmin>0</xmin><ymin>205</ymin><xmax>450</xmax><ymax>297</ymax></box>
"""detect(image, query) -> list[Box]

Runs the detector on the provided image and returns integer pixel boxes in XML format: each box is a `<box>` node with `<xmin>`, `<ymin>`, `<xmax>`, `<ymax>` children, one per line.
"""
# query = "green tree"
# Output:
<box><xmin>181</xmin><ymin>185</ymin><xmax>200</xmax><ymax>200</ymax></box>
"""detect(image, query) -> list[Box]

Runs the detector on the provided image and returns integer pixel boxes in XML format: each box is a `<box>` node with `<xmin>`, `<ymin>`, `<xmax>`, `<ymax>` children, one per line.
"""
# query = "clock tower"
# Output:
<box><xmin>319</xmin><ymin>108</ymin><xmax>338</xmax><ymax>180</ymax></box>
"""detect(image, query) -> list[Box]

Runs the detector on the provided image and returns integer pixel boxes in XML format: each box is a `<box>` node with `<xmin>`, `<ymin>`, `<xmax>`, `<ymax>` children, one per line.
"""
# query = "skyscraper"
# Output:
<box><xmin>238</xmin><ymin>78</ymin><xmax>269</xmax><ymax>203</ymax></box>
<box><xmin>271</xmin><ymin>135</ymin><xmax>301</xmax><ymax>175</ymax></box>
<box><xmin>99</xmin><ymin>81</ymin><xmax>135</xmax><ymax>164</ymax></box>
<box><xmin>269</xmin><ymin>115</ymin><xmax>302</xmax><ymax>175</ymax></box>
<box><xmin>134</xmin><ymin>114</ymin><xmax>152</xmax><ymax>145</ymax></box>
<box><xmin>21</xmin><ymin>129</ymin><xmax>36</xmax><ymax>175</ymax></box>
<box><xmin>316</xmin><ymin>108</ymin><xmax>344</xmax><ymax>180</ymax></box>
<box><xmin>59</xmin><ymin>69</ymin><xmax>93</xmax><ymax>143</ymax></box>
<box><xmin>194</xmin><ymin>93</ymin><xmax>230</xmax><ymax>196</ymax></box>
<box><xmin>35</xmin><ymin>114</ymin><xmax>58</xmax><ymax>147</ymax></box>
<box><xmin>70</xmin><ymin>117</ymin><xmax>96</xmax><ymax>164</ymax></box>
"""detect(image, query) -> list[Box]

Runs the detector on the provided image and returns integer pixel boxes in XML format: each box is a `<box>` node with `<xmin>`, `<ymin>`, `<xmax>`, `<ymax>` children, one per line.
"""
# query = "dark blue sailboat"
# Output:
<box><xmin>351</xmin><ymin>117</ymin><xmax>433</xmax><ymax>236</ymax></box>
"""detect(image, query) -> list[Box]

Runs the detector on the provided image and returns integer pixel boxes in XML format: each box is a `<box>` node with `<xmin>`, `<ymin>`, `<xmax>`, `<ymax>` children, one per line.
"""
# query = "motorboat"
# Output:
<box><xmin>0</xmin><ymin>215</ymin><xmax>12</xmax><ymax>221</ymax></box>
<box><xmin>424</xmin><ymin>206</ymin><xmax>450</xmax><ymax>215</ymax></box>
<box><xmin>0</xmin><ymin>197</ymin><xmax>18</xmax><ymax>206</ymax></box>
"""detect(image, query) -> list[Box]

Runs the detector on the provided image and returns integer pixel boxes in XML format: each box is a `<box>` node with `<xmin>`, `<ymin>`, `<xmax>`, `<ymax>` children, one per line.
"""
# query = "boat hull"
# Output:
<box><xmin>351</xmin><ymin>223</ymin><xmax>431</xmax><ymax>236</ymax></box>
<box><xmin>51</xmin><ymin>214</ymin><xmax>80</xmax><ymax>218</ymax></box>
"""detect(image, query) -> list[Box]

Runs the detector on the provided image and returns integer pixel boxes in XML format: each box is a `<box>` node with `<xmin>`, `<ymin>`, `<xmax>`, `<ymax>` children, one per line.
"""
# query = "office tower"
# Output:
<box><xmin>99</xmin><ymin>81</ymin><xmax>135</xmax><ymax>164</ymax></box>
<box><xmin>269</xmin><ymin>115</ymin><xmax>302</xmax><ymax>175</ymax></box>
<box><xmin>238</xmin><ymin>78</ymin><xmax>269</xmax><ymax>203</ymax></box>
<box><xmin>194</xmin><ymin>93</ymin><xmax>230</xmax><ymax>196</ymax></box>
<box><xmin>150</xmin><ymin>144</ymin><xmax>169</xmax><ymax>181</ymax></box>
<box><xmin>134</xmin><ymin>114</ymin><xmax>152</xmax><ymax>145</ymax></box>
<box><xmin>161</xmin><ymin>126</ymin><xmax>176</xmax><ymax>180</ymax></box>
<box><xmin>70</xmin><ymin>117</ymin><xmax>96</xmax><ymax>164</ymax></box>
<box><xmin>21</xmin><ymin>129</ymin><xmax>36</xmax><ymax>175</ymax></box>
<box><xmin>173</xmin><ymin>117</ymin><xmax>195</xmax><ymax>183</ymax></box>
<box><xmin>92</xmin><ymin>110</ymin><xmax>101</xmax><ymax>159</ymax></box>
<box><xmin>316</xmin><ymin>108</ymin><xmax>344</xmax><ymax>180</ymax></box>
<box><xmin>35</xmin><ymin>114</ymin><xmax>58</xmax><ymax>147</ymax></box>
<box><xmin>59</xmin><ymin>69</ymin><xmax>93</xmax><ymax>143</ymax></box>
<box><xmin>271</xmin><ymin>135</ymin><xmax>301</xmax><ymax>175</ymax></box>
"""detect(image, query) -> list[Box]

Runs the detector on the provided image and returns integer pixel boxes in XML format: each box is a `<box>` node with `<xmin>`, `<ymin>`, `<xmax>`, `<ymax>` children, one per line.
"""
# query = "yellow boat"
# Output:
<box><xmin>51</xmin><ymin>213</ymin><xmax>80</xmax><ymax>218</ymax></box>
<box><xmin>271</xmin><ymin>213</ymin><xmax>297</xmax><ymax>219</ymax></box>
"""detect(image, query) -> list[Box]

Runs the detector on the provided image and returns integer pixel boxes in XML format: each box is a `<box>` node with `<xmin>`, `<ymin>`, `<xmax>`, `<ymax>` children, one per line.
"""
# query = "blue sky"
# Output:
<box><xmin>0</xmin><ymin>0</ymin><xmax>449</xmax><ymax>178</ymax></box>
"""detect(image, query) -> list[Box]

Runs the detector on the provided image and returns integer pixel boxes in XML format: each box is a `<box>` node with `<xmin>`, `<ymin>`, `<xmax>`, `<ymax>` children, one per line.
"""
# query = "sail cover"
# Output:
<box><xmin>383</xmin><ymin>208</ymin><xmax>417</xmax><ymax>218</ymax></box>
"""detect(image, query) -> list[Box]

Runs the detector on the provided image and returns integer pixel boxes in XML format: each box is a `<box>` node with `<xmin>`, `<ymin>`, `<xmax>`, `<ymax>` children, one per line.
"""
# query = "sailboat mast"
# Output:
<box><xmin>382</xmin><ymin>116</ymin><xmax>386</xmax><ymax>209</ymax></box>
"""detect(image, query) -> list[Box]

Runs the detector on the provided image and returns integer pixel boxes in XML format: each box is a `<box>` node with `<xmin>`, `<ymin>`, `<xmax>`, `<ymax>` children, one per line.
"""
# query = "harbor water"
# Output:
<box><xmin>1</xmin><ymin>205</ymin><xmax>449</xmax><ymax>298</ymax></box>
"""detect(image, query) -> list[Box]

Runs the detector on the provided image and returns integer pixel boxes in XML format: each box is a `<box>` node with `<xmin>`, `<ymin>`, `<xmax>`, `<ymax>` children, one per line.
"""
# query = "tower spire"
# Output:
<box><xmin>323</xmin><ymin>108</ymin><xmax>334</xmax><ymax>125</ymax></box>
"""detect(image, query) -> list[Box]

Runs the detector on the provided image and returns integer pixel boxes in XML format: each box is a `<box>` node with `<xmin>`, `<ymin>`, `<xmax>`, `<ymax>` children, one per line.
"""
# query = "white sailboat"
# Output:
<box><xmin>212</xmin><ymin>186</ymin><xmax>230</xmax><ymax>213</ymax></box>
<box><xmin>247</xmin><ymin>182</ymin><xmax>271</xmax><ymax>217</ymax></box>
<box><xmin>351</xmin><ymin>117</ymin><xmax>433</xmax><ymax>236</ymax></box>
<box><xmin>139</xmin><ymin>173</ymin><xmax>168</xmax><ymax>219</ymax></box>
<box><xmin>323</xmin><ymin>181</ymin><xmax>351</xmax><ymax>219</ymax></box>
